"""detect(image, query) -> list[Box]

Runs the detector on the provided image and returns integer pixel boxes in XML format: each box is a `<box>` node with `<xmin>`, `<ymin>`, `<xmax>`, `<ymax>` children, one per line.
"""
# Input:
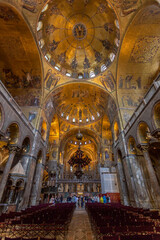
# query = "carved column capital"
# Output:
<box><xmin>137</xmin><ymin>144</ymin><xmax>149</xmax><ymax>152</ymax></box>
<box><xmin>151</xmin><ymin>129</ymin><xmax>160</xmax><ymax>141</ymax></box>
<box><xmin>7</xmin><ymin>145</ymin><xmax>21</xmax><ymax>154</ymax></box>
<box><xmin>10</xmin><ymin>186</ymin><xmax>16</xmax><ymax>190</ymax></box>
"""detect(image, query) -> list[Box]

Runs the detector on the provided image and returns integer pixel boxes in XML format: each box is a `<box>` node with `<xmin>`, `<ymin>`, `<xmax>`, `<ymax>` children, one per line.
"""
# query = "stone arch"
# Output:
<box><xmin>0</xmin><ymin>104</ymin><xmax>4</xmax><ymax>130</ymax></box>
<box><xmin>59</xmin><ymin>127</ymin><xmax>101</xmax><ymax>154</ymax></box>
<box><xmin>43</xmin><ymin>82</ymin><xmax>118</xmax><ymax>124</ymax></box>
<box><xmin>15</xmin><ymin>179</ymin><xmax>25</xmax><ymax>188</ymax></box>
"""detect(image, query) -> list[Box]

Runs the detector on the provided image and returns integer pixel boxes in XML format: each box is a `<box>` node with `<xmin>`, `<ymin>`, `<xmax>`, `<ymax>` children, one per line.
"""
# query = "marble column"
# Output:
<box><xmin>0</xmin><ymin>145</ymin><xmax>20</xmax><ymax>202</ymax></box>
<box><xmin>128</xmin><ymin>155</ymin><xmax>151</xmax><ymax>208</ymax></box>
<box><xmin>8</xmin><ymin>186</ymin><xmax>15</xmax><ymax>204</ymax></box>
<box><xmin>63</xmin><ymin>184</ymin><xmax>65</xmax><ymax>193</ymax></box>
<box><xmin>20</xmin><ymin>157</ymin><xmax>37</xmax><ymax>209</ymax></box>
<box><xmin>15</xmin><ymin>186</ymin><xmax>24</xmax><ymax>211</ymax></box>
<box><xmin>21</xmin><ymin>154</ymin><xmax>31</xmax><ymax>174</ymax></box>
<box><xmin>87</xmin><ymin>184</ymin><xmax>90</xmax><ymax>193</ymax></box>
<box><xmin>116</xmin><ymin>159</ymin><xmax>129</xmax><ymax>206</ymax></box>
<box><xmin>35</xmin><ymin>164</ymin><xmax>45</xmax><ymax>205</ymax></box>
<box><xmin>139</xmin><ymin>145</ymin><xmax>160</xmax><ymax>208</ymax></box>
<box><xmin>29</xmin><ymin>161</ymin><xmax>43</xmax><ymax>206</ymax></box>
<box><xmin>68</xmin><ymin>184</ymin><xmax>71</xmax><ymax>193</ymax></box>
<box><xmin>122</xmin><ymin>156</ymin><xmax>138</xmax><ymax>207</ymax></box>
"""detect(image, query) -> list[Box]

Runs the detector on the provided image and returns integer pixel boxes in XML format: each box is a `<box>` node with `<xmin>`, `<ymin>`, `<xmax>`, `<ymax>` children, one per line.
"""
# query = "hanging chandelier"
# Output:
<box><xmin>68</xmin><ymin>131</ymin><xmax>91</xmax><ymax>179</ymax></box>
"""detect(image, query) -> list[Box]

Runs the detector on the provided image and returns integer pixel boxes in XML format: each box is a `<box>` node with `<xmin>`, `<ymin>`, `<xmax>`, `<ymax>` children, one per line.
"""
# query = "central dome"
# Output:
<box><xmin>37</xmin><ymin>0</ymin><xmax>120</xmax><ymax>79</ymax></box>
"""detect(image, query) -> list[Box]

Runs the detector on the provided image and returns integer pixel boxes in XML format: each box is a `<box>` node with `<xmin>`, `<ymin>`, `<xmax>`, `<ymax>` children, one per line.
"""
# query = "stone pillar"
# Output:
<box><xmin>101</xmin><ymin>147</ymin><xmax>105</xmax><ymax>164</ymax></box>
<box><xmin>8</xmin><ymin>186</ymin><xmax>15</xmax><ymax>204</ymax></box>
<box><xmin>139</xmin><ymin>145</ymin><xmax>160</xmax><ymax>208</ymax></box>
<box><xmin>35</xmin><ymin>164</ymin><xmax>45</xmax><ymax>205</ymax></box>
<box><xmin>63</xmin><ymin>184</ymin><xmax>65</xmax><ymax>193</ymax></box>
<box><xmin>0</xmin><ymin>145</ymin><xmax>20</xmax><ymax>202</ymax></box>
<box><xmin>87</xmin><ymin>184</ymin><xmax>90</xmax><ymax>193</ymax></box>
<box><xmin>116</xmin><ymin>159</ymin><xmax>129</xmax><ymax>206</ymax></box>
<box><xmin>122</xmin><ymin>156</ymin><xmax>139</xmax><ymax>207</ymax></box>
<box><xmin>128</xmin><ymin>155</ymin><xmax>151</xmax><ymax>208</ymax></box>
<box><xmin>20</xmin><ymin>156</ymin><xmax>37</xmax><ymax>209</ymax></box>
<box><xmin>29</xmin><ymin>160</ymin><xmax>44</xmax><ymax>206</ymax></box>
<box><xmin>68</xmin><ymin>184</ymin><xmax>71</xmax><ymax>193</ymax></box>
<box><xmin>16</xmin><ymin>186</ymin><xmax>24</xmax><ymax>211</ymax></box>
<box><xmin>21</xmin><ymin>154</ymin><xmax>31</xmax><ymax>174</ymax></box>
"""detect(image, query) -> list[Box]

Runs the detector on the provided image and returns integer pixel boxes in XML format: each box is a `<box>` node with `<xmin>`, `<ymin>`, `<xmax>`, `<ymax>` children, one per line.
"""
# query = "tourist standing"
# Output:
<box><xmin>100</xmin><ymin>196</ymin><xmax>103</xmax><ymax>203</ymax></box>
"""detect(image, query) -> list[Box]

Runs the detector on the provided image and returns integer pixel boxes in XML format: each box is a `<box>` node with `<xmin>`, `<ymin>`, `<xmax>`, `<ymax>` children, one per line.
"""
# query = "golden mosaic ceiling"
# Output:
<box><xmin>52</xmin><ymin>84</ymin><xmax>109</xmax><ymax>126</ymax></box>
<box><xmin>37</xmin><ymin>0</ymin><xmax>120</xmax><ymax>79</ymax></box>
<box><xmin>0</xmin><ymin>3</ymin><xmax>42</xmax><ymax>109</ymax></box>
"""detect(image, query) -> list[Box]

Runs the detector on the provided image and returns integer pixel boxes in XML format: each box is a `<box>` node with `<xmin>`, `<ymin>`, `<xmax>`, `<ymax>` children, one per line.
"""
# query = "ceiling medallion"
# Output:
<box><xmin>73</xmin><ymin>23</ymin><xmax>87</xmax><ymax>40</ymax></box>
<box><xmin>37</xmin><ymin>0</ymin><xmax>120</xmax><ymax>80</ymax></box>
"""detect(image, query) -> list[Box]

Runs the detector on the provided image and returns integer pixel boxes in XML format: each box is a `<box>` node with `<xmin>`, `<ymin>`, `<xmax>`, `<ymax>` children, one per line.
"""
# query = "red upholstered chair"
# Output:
<box><xmin>120</xmin><ymin>235</ymin><xmax>152</xmax><ymax>240</ymax></box>
<box><xmin>22</xmin><ymin>238</ymin><xmax>38</xmax><ymax>240</ymax></box>
<box><xmin>103</xmin><ymin>237</ymin><xmax>119</xmax><ymax>240</ymax></box>
<box><xmin>40</xmin><ymin>238</ymin><xmax>56</xmax><ymax>240</ymax></box>
<box><xmin>152</xmin><ymin>234</ymin><xmax>160</xmax><ymax>240</ymax></box>
<box><xmin>5</xmin><ymin>238</ymin><xmax>21</xmax><ymax>240</ymax></box>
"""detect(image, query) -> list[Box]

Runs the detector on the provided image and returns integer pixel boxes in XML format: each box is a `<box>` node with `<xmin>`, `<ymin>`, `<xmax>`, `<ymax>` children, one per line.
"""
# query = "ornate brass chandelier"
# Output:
<box><xmin>68</xmin><ymin>131</ymin><xmax>91</xmax><ymax>179</ymax></box>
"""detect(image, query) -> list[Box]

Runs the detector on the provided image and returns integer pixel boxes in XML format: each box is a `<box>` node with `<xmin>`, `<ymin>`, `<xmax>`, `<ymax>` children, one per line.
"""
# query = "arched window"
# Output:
<box><xmin>153</xmin><ymin>102</ymin><xmax>160</xmax><ymax>128</ymax></box>
<box><xmin>37</xmin><ymin>150</ymin><xmax>43</xmax><ymax>164</ymax></box>
<box><xmin>128</xmin><ymin>137</ymin><xmax>136</xmax><ymax>155</ymax></box>
<box><xmin>117</xmin><ymin>150</ymin><xmax>122</xmax><ymax>163</ymax></box>
<box><xmin>6</xmin><ymin>123</ymin><xmax>19</xmax><ymax>144</ymax></box>
<box><xmin>22</xmin><ymin>137</ymin><xmax>30</xmax><ymax>154</ymax></box>
<box><xmin>41</xmin><ymin>121</ymin><xmax>47</xmax><ymax>141</ymax></box>
<box><xmin>114</xmin><ymin>122</ymin><xmax>119</xmax><ymax>141</ymax></box>
<box><xmin>105</xmin><ymin>150</ymin><xmax>109</xmax><ymax>160</ymax></box>
<box><xmin>137</xmin><ymin>122</ymin><xmax>150</xmax><ymax>144</ymax></box>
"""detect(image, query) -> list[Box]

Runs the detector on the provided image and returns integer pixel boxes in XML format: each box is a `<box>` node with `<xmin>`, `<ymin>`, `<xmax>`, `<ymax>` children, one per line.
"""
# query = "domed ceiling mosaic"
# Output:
<box><xmin>37</xmin><ymin>0</ymin><xmax>120</xmax><ymax>79</ymax></box>
<box><xmin>52</xmin><ymin>84</ymin><xmax>109</xmax><ymax>126</ymax></box>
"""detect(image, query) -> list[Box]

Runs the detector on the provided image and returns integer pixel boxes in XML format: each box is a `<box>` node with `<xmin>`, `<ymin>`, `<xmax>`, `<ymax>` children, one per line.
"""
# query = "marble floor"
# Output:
<box><xmin>66</xmin><ymin>208</ymin><xmax>96</xmax><ymax>240</ymax></box>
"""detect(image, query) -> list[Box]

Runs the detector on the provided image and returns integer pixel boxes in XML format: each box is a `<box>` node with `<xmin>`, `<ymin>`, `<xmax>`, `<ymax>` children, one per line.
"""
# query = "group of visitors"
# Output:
<box><xmin>67</xmin><ymin>195</ymin><xmax>84</xmax><ymax>207</ymax></box>
<box><xmin>49</xmin><ymin>194</ymin><xmax>63</xmax><ymax>204</ymax></box>
<box><xmin>48</xmin><ymin>194</ymin><xmax>111</xmax><ymax>206</ymax></box>
<box><xmin>99</xmin><ymin>195</ymin><xmax>111</xmax><ymax>203</ymax></box>
<box><xmin>84</xmin><ymin>195</ymin><xmax>111</xmax><ymax>203</ymax></box>
<box><xmin>66</xmin><ymin>194</ymin><xmax>111</xmax><ymax>207</ymax></box>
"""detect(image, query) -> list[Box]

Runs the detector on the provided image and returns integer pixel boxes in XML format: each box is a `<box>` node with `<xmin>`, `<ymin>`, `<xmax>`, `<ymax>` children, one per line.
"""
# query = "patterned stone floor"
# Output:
<box><xmin>66</xmin><ymin>208</ymin><xmax>96</xmax><ymax>240</ymax></box>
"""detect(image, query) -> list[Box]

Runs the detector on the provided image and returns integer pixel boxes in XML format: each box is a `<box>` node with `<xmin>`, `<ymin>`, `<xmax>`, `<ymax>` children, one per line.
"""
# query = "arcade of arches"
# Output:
<box><xmin>0</xmin><ymin>0</ymin><xmax>160</xmax><ymax>215</ymax></box>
